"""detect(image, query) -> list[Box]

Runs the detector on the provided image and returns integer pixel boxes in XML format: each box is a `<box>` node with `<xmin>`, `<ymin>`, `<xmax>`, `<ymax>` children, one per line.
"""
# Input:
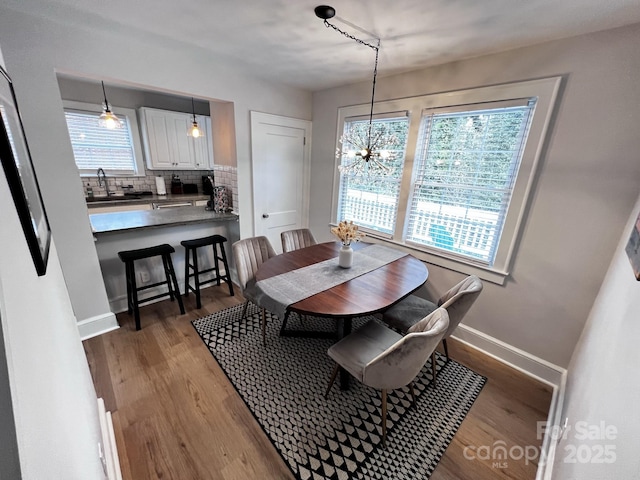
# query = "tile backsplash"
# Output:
<box><xmin>83</xmin><ymin>165</ymin><xmax>238</xmax><ymax>211</ymax></box>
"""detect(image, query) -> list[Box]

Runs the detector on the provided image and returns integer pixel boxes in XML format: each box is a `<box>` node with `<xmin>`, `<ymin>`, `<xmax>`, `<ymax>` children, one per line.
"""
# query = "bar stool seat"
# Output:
<box><xmin>118</xmin><ymin>243</ymin><xmax>185</xmax><ymax>330</ymax></box>
<box><xmin>181</xmin><ymin>234</ymin><xmax>234</xmax><ymax>309</ymax></box>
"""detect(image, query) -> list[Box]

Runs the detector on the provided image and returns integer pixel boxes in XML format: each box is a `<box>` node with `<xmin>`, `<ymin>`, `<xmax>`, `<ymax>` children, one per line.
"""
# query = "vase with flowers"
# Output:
<box><xmin>331</xmin><ymin>220</ymin><xmax>365</xmax><ymax>268</ymax></box>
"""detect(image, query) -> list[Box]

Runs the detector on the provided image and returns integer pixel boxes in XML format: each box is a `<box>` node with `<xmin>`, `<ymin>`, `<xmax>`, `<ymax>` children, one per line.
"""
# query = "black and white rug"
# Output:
<box><xmin>192</xmin><ymin>304</ymin><xmax>486</xmax><ymax>480</ymax></box>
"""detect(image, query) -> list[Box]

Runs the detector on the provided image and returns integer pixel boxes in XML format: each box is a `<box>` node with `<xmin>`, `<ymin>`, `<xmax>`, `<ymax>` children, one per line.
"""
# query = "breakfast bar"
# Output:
<box><xmin>90</xmin><ymin>206</ymin><xmax>239</xmax><ymax>313</ymax></box>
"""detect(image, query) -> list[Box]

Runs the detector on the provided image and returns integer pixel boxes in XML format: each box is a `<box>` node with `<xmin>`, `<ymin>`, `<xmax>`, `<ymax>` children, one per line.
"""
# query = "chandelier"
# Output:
<box><xmin>315</xmin><ymin>5</ymin><xmax>400</xmax><ymax>176</ymax></box>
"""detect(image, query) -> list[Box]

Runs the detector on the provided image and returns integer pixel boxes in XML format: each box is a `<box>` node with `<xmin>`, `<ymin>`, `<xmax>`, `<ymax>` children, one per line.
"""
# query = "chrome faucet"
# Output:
<box><xmin>96</xmin><ymin>168</ymin><xmax>112</xmax><ymax>196</ymax></box>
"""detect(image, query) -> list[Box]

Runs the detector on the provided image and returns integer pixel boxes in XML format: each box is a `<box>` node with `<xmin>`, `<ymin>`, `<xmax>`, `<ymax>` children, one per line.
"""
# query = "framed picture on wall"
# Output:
<box><xmin>0</xmin><ymin>64</ymin><xmax>51</xmax><ymax>276</ymax></box>
<box><xmin>625</xmin><ymin>210</ymin><xmax>640</xmax><ymax>281</ymax></box>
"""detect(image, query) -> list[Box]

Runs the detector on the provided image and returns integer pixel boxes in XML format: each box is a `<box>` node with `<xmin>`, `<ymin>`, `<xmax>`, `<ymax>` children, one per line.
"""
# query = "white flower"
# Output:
<box><xmin>331</xmin><ymin>220</ymin><xmax>365</xmax><ymax>246</ymax></box>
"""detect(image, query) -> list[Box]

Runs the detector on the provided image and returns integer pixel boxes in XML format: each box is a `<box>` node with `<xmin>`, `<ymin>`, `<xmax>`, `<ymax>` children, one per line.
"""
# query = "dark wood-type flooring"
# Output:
<box><xmin>83</xmin><ymin>284</ymin><xmax>553</xmax><ymax>480</ymax></box>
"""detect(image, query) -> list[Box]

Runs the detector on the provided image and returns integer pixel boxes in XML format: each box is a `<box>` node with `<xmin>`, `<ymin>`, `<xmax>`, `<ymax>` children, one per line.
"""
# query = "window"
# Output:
<box><xmin>337</xmin><ymin>115</ymin><xmax>409</xmax><ymax>236</ymax></box>
<box><xmin>406</xmin><ymin>100</ymin><xmax>535</xmax><ymax>265</ymax></box>
<box><xmin>62</xmin><ymin>101</ymin><xmax>145</xmax><ymax>176</ymax></box>
<box><xmin>332</xmin><ymin>78</ymin><xmax>560</xmax><ymax>283</ymax></box>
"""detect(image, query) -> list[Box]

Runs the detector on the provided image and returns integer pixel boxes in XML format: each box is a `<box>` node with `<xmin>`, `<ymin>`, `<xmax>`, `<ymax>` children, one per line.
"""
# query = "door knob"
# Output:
<box><xmin>262</xmin><ymin>214</ymin><xmax>270</xmax><ymax>218</ymax></box>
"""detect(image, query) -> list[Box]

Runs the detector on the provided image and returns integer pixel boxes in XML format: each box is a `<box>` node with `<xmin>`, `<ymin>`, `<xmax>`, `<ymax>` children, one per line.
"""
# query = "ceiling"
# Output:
<box><xmin>6</xmin><ymin>0</ymin><xmax>640</xmax><ymax>91</ymax></box>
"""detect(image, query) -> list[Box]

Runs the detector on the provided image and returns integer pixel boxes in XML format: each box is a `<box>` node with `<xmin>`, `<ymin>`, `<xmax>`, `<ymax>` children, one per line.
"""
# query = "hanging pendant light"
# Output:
<box><xmin>315</xmin><ymin>5</ymin><xmax>400</xmax><ymax>177</ymax></box>
<box><xmin>98</xmin><ymin>81</ymin><xmax>122</xmax><ymax>129</ymax></box>
<box><xmin>188</xmin><ymin>97</ymin><xmax>202</xmax><ymax>138</ymax></box>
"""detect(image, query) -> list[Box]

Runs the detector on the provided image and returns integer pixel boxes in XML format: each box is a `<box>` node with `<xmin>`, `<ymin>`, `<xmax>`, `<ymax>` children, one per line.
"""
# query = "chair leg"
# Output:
<box><xmin>408</xmin><ymin>382</ymin><xmax>415</xmax><ymax>404</ymax></box>
<box><xmin>325</xmin><ymin>363</ymin><xmax>340</xmax><ymax>398</ymax></box>
<box><xmin>217</xmin><ymin>242</ymin><xmax>234</xmax><ymax>297</ymax></box>
<box><xmin>431</xmin><ymin>351</ymin><xmax>437</xmax><ymax>386</ymax></box>
<box><xmin>192</xmin><ymin>251</ymin><xmax>201</xmax><ymax>309</ymax></box>
<box><xmin>161</xmin><ymin>255</ymin><xmax>175</xmax><ymax>302</ymax></box>
<box><xmin>240</xmin><ymin>300</ymin><xmax>249</xmax><ymax>319</ymax></box>
<box><xmin>279</xmin><ymin>310</ymin><xmax>290</xmax><ymax>336</ymax></box>
<box><xmin>129</xmin><ymin>261</ymin><xmax>141</xmax><ymax>331</ymax></box>
<box><xmin>165</xmin><ymin>254</ymin><xmax>185</xmax><ymax>314</ymax></box>
<box><xmin>183</xmin><ymin>247</ymin><xmax>190</xmax><ymax>298</ymax></box>
<box><xmin>443</xmin><ymin>338</ymin><xmax>449</xmax><ymax>360</ymax></box>
<box><xmin>261</xmin><ymin>307</ymin><xmax>267</xmax><ymax>345</ymax></box>
<box><xmin>381</xmin><ymin>389</ymin><xmax>388</xmax><ymax>447</ymax></box>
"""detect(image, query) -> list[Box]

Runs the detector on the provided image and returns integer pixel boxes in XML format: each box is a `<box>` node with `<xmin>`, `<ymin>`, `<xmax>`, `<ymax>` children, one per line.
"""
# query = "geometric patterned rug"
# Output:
<box><xmin>192</xmin><ymin>303</ymin><xmax>486</xmax><ymax>480</ymax></box>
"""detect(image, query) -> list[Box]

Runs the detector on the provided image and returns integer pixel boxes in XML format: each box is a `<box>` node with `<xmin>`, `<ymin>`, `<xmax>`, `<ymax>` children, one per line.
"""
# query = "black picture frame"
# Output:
<box><xmin>0</xmin><ymin>65</ymin><xmax>51</xmax><ymax>276</ymax></box>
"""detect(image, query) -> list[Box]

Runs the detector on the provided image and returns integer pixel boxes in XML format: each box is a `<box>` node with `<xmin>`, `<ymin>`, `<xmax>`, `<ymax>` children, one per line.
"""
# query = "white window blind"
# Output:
<box><xmin>64</xmin><ymin>109</ymin><xmax>138</xmax><ymax>174</ymax></box>
<box><xmin>406</xmin><ymin>99</ymin><xmax>535</xmax><ymax>265</ymax></box>
<box><xmin>337</xmin><ymin>115</ymin><xmax>409</xmax><ymax>236</ymax></box>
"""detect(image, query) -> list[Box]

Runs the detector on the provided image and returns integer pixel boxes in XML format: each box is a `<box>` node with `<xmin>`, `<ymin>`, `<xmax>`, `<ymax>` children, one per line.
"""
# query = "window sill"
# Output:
<box><xmin>359</xmin><ymin>231</ymin><xmax>509</xmax><ymax>285</ymax></box>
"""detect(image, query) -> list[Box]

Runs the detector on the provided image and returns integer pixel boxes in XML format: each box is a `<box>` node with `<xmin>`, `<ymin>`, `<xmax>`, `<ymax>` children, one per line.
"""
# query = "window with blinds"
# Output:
<box><xmin>336</xmin><ymin>115</ymin><xmax>409</xmax><ymax>236</ymax></box>
<box><xmin>405</xmin><ymin>100</ymin><xmax>535</xmax><ymax>265</ymax></box>
<box><xmin>64</xmin><ymin>109</ymin><xmax>139</xmax><ymax>175</ymax></box>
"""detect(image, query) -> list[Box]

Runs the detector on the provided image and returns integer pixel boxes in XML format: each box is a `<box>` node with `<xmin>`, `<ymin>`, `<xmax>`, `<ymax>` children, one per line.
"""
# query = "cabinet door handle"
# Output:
<box><xmin>262</xmin><ymin>214</ymin><xmax>270</xmax><ymax>219</ymax></box>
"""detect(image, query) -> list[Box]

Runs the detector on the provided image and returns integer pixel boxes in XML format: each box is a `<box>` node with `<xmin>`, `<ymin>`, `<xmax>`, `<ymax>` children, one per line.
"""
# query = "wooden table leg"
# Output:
<box><xmin>337</xmin><ymin>317</ymin><xmax>352</xmax><ymax>390</ymax></box>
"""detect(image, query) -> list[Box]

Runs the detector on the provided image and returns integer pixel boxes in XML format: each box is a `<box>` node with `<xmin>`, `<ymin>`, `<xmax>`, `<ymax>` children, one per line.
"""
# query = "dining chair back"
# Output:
<box><xmin>325</xmin><ymin>308</ymin><xmax>449</xmax><ymax>446</ymax></box>
<box><xmin>383</xmin><ymin>275</ymin><xmax>483</xmax><ymax>359</ymax></box>
<box><xmin>232</xmin><ymin>236</ymin><xmax>277</xmax><ymax>345</ymax></box>
<box><xmin>280</xmin><ymin>228</ymin><xmax>317</xmax><ymax>253</ymax></box>
<box><xmin>435</xmin><ymin>274</ymin><xmax>483</xmax><ymax>340</ymax></box>
<box><xmin>232</xmin><ymin>236</ymin><xmax>277</xmax><ymax>291</ymax></box>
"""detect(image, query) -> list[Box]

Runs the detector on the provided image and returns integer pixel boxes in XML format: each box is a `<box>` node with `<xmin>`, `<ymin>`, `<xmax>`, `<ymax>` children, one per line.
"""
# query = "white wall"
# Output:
<box><xmin>310</xmin><ymin>23</ymin><xmax>640</xmax><ymax>368</ymax></box>
<box><xmin>0</xmin><ymin>46</ymin><xmax>104</xmax><ymax>478</ymax></box>
<box><xmin>0</xmin><ymin>6</ymin><xmax>312</xmax><ymax>325</ymax></box>
<box><xmin>552</xmin><ymin>192</ymin><xmax>640</xmax><ymax>478</ymax></box>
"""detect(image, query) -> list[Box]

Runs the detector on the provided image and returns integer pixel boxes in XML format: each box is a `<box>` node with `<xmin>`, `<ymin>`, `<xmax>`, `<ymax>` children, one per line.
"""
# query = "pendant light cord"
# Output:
<box><xmin>191</xmin><ymin>97</ymin><xmax>197</xmax><ymax>123</ymax></box>
<box><xmin>322</xmin><ymin>19</ymin><xmax>380</xmax><ymax>151</ymax></box>
<box><xmin>101</xmin><ymin>81</ymin><xmax>109</xmax><ymax>110</ymax></box>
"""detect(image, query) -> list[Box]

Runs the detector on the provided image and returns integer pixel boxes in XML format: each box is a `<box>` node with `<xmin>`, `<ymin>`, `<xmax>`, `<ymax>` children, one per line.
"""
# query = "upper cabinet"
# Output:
<box><xmin>139</xmin><ymin>107</ymin><xmax>214</xmax><ymax>170</ymax></box>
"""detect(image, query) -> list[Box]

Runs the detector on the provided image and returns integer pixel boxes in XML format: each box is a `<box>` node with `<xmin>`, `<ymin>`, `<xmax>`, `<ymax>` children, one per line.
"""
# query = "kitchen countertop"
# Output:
<box><xmin>86</xmin><ymin>193</ymin><xmax>210</xmax><ymax>208</ymax></box>
<box><xmin>90</xmin><ymin>205</ymin><xmax>238</xmax><ymax>234</ymax></box>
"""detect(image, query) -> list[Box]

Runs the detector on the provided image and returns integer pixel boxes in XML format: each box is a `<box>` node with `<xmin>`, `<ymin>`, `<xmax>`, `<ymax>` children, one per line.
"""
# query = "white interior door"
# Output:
<box><xmin>251</xmin><ymin>112</ymin><xmax>311</xmax><ymax>253</ymax></box>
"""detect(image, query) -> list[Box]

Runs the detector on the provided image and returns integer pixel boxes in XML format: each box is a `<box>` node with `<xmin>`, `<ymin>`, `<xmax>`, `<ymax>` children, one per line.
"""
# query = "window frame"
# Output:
<box><xmin>336</xmin><ymin>111</ymin><xmax>410</xmax><ymax>239</ymax></box>
<box><xmin>331</xmin><ymin>77</ymin><xmax>561</xmax><ymax>284</ymax></box>
<box><xmin>62</xmin><ymin>100</ymin><xmax>146</xmax><ymax>177</ymax></box>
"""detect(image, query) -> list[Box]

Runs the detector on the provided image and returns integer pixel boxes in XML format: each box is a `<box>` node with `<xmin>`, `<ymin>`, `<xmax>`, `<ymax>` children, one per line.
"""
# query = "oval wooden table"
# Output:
<box><xmin>255</xmin><ymin>241</ymin><xmax>429</xmax><ymax>388</ymax></box>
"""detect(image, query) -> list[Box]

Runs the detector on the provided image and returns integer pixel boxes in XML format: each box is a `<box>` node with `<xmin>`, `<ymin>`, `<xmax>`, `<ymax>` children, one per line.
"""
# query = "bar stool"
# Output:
<box><xmin>118</xmin><ymin>243</ymin><xmax>185</xmax><ymax>330</ymax></box>
<box><xmin>181</xmin><ymin>234</ymin><xmax>234</xmax><ymax>309</ymax></box>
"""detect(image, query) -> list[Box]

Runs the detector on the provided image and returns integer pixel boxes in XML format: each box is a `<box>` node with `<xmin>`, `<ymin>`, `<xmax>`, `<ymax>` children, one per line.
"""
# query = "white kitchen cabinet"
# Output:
<box><xmin>139</xmin><ymin>107</ymin><xmax>213</xmax><ymax>170</ymax></box>
<box><xmin>192</xmin><ymin>115</ymin><xmax>214</xmax><ymax>169</ymax></box>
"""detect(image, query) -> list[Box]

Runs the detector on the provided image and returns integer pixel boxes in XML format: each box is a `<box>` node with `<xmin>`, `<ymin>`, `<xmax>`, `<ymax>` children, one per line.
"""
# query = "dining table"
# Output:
<box><xmin>253</xmin><ymin>241</ymin><xmax>429</xmax><ymax>388</ymax></box>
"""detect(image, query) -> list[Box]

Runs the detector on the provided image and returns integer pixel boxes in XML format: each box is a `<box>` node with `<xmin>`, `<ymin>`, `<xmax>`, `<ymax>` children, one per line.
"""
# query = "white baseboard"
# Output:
<box><xmin>452</xmin><ymin>324</ymin><xmax>566</xmax><ymax>388</ymax></box>
<box><xmin>451</xmin><ymin>324</ymin><xmax>568</xmax><ymax>480</ymax></box>
<box><xmin>536</xmin><ymin>371</ymin><xmax>567</xmax><ymax>480</ymax></box>
<box><xmin>78</xmin><ymin>312</ymin><xmax>119</xmax><ymax>341</ymax></box>
<box><xmin>97</xmin><ymin>398</ymin><xmax>123</xmax><ymax>480</ymax></box>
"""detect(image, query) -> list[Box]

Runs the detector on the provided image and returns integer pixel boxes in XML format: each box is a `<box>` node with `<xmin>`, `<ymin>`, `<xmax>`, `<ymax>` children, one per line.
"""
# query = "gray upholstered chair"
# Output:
<box><xmin>325</xmin><ymin>308</ymin><xmax>449</xmax><ymax>446</ymax></box>
<box><xmin>382</xmin><ymin>275</ymin><xmax>483</xmax><ymax>360</ymax></box>
<box><xmin>232</xmin><ymin>236</ymin><xmax>277</xmax><ymax>345</ymax></box>
<box><xmin>280</xmin><ymin>228</ymin><xmax>317</xmax><ymax>253</ymax></box>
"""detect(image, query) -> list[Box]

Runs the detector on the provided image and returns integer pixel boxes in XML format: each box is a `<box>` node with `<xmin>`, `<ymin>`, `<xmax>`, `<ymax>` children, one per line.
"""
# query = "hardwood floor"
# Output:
<box><xmin>83</xmin><ymin>285</ymin><xmax>552</xmax><ymax>480</ymax></box>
